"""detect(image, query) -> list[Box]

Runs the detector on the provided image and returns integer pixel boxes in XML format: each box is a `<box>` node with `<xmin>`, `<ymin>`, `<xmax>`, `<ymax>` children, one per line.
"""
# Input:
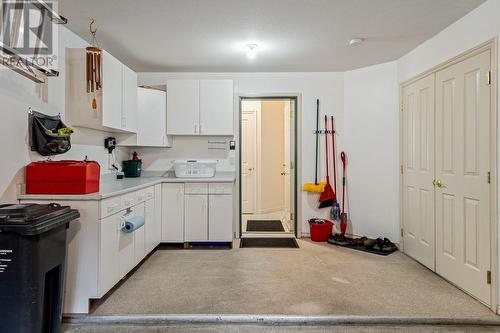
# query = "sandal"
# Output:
<box><xmin>382</xmin><ymin>238</ymin><xmax>398</xmax><ymax>252</ymax></box>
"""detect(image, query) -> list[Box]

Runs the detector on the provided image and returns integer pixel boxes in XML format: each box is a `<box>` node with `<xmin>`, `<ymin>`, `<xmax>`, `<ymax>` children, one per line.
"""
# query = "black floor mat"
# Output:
<box><xmin>246</xmin><ymin>220</ymin><xmax>285</xmax><ymax>232</ymax></box>
<box><xmin>327</xmin><ymin>237</ymin><xmax>398</xmax><ymax>256</ymax></box>
<box><xmin>240</xmin><ymin>238</ymin><xmax>299</xmax><ymax>248</ymax></box>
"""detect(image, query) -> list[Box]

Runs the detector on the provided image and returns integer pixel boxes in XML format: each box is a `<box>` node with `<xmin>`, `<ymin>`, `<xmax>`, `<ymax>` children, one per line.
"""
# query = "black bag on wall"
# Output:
<box><xmin>29</xmin><ymin>111</ymin><xmax>72</xmax><ymax>156</ymax></box>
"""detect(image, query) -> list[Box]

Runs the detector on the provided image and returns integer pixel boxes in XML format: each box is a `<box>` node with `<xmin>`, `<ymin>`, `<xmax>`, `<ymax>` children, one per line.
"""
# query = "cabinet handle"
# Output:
<box><xmin>194</xmin><ymin>124</ymin><xmax>199</xmax><ymax>134</ymax></box>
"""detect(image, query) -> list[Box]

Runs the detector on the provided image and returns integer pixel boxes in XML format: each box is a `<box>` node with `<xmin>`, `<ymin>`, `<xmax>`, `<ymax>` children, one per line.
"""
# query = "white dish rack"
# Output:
<box><xmin>173</xmin><ymin>160</ymin><xmax>217</xmax><ymax>178</ymax></box>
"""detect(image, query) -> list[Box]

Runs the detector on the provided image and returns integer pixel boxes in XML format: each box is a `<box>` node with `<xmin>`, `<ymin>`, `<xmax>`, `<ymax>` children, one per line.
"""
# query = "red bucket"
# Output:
<box><xmin>309</xmin><ymin>219</ymin><xmax>333</xmax><ymax>242</ymax></box>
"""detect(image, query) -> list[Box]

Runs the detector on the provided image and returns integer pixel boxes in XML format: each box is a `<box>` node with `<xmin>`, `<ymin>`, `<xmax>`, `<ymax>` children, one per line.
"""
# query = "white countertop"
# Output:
<box><xmin>18</xmin><ymin>171</ymin><xmax>236</xmax><ymax>201</ymax></box>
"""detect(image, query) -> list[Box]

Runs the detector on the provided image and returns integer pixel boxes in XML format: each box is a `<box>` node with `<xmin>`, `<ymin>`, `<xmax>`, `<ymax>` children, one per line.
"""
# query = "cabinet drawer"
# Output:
<box><xmin>135</xmin><ymin>189</ymin><xmax>147</xmax><ymax>203</ymax></box>
<box><xmin>144</xmin><ymin>186</ymin><xmax>155</xmax><ymax>201</ymax></box>
<box><xmin>209</xmin><ymin>183</ymin><xmax>233</xmax><ymax>195</ymax></box>
<box><xmin>100</xmin><ymin>196</ymin><xmax>123</xmax><ymax>218</ymax></box>
<box><xmin>122</xmin><ymin>192</ymin><xmax>136</xmax><ymax>208</ymax></box>
<box><xmin>185</xmin><ymin>183</ymin><xmax>209</xmax><ymax>194</ymax></box>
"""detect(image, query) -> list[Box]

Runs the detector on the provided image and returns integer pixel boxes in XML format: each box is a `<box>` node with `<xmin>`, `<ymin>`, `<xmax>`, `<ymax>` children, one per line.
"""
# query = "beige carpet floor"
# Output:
<box><xmin>89</xmin><ymin>239</ymin><xmax>498</xmax><ymax>319</ymax></box>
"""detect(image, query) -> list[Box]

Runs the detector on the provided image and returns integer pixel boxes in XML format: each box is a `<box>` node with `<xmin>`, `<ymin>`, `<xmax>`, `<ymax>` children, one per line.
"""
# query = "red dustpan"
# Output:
<box><xmin>319</xmin><ymin>115</ymin><xmax>335</xmax><ymax>208</ymax></box>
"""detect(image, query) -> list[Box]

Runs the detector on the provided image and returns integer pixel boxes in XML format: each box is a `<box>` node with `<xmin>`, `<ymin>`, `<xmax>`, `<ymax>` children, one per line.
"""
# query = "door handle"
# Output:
<box><xmin>433</xmin><ymin>179</ymin><xmax>445</xmax><ymax>188</ymax></box>
<box><xmin>248</xmin><ymin>167</ymin><xmax>254</xmax><ymax>172</ymax></box>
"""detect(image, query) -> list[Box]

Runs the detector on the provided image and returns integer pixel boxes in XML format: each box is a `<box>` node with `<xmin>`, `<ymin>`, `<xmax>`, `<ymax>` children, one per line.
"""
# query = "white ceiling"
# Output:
<box><xmin>58</xmin><ymin>0</ymin><xmax>485</xmax><ymax>72</ymax></box>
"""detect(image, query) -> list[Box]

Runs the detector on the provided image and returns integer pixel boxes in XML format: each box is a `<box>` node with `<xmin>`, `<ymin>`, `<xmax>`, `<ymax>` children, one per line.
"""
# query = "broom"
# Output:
<box><xmin>319</xmin><ymin>115</ymin><xmax>335</xmax><ymax>208</ymax></box>
<box><xmin>303</xmin><ymin>99</ymin><xmax>326</xmax><ymax>193</ymax></box>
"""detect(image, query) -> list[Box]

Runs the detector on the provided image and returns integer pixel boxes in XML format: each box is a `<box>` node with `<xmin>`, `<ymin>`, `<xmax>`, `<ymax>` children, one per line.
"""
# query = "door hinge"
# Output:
<box><xmin>487</xmin><ymin>71</ymin><xmax>491</xmax><ymax>85</ymax></box>
<box><xmin>400</xmin><ymin>228</ymin><xmax>404</xmax><ymax>237</ymax></box>
<box><xmin>290</xmin><ymin>212</ymin><xmax>294</xmax><ymax>221</ymax></box>
<box><xmin>487</xmin><ymin>270</ymin><xmax>492</xmax><ymax>284</ymax></box>
<box><xmin>400</xmin><ymin>102</ymin><xmax>404</xmax><ymax>112</ymax></box>
<box><xmin>487</xmin><ymin>171</ymin><xmax>491</xmax><ymax>184</ymax></box>
<box><xmin>400</xmin><ymin>165</ymin><xmax>404</xmax><ymax>174</ymax></box>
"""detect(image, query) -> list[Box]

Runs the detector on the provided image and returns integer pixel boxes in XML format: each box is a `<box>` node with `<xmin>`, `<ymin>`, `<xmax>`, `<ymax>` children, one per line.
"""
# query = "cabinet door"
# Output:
<box><xmin>199</xmin><ymin>80</ymin><xmax>234</xmax><ymax>135</ymax></box>
<box><xmin>122</xmin><ymin>65</ymin><xmax>138</xmax><ymax>132</ymax></box>
<box><xmin>102</xmin><ymin>51</ymin><xmax>123</xmax><ymax>130</ymax></box>
<box><xmin>167</xmin><ymin>79</ymin><xmax>199</xmax><ymax>135</ymax></box>
<box><xmin>144</xmin><ymin>199</ymin><xmax>157</xmax><ymax>253</ymax></box>
<box><xmin>99</xmin><ymin>213</ymin><xmax>120</xmax><ymax>296</ymax></box>
<box><xmin>184</xmin><ymin>195</ymin><xmax>208</xmax><ymax>241</ymax></box>
<box><xmin>161</xmin><ymin>183</ymin><xmax>185</xmax><ymax>242</ymax></box>
<box><xmin>119</xmin><ymin>209</ymin><xmax>135</xmax><ymax>278</ymax></box>
<box><xmin>154</xmin><ymin>184</ymin><xmax>162</xmax><ymax>245</ymax></box>
<box><xmin>137</xmin><ymin>88</ymin><xmax>167</xmax><ymax>146</ymax></box>
<box><xmin>134</xmin><ymin>204</ymin><xmax>146</xmax><ymax>265</ymax></box>
<box><xmin>209</xmin><ymin>195</ymin><xmax>233</xmax><ymax>241</ymax></box>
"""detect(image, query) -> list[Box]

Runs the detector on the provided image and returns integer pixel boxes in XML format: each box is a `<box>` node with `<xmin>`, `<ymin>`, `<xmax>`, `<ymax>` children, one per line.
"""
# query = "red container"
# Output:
<box><xmin>26</xmin><ymin>160</ymin><xmax>100</xmax><ymax>195</ymax></box>
<box><xmin>309</xmin><ymin>219</ymin><xmax>334</xmax><ymax>242</ymax></box>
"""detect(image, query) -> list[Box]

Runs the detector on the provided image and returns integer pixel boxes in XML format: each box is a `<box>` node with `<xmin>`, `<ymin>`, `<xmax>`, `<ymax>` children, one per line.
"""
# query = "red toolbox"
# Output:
<box><xmin>26</xmin><ymin>160</ymin><xmax>100</xmax><ymax>194</ymax></box>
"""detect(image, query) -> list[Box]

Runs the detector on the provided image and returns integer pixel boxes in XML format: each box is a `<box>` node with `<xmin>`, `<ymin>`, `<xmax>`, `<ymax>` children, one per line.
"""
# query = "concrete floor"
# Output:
<box><xmin>87</xmin><ymin>239</ymin><xmax>498</xmax><ymax>319</ymax></box>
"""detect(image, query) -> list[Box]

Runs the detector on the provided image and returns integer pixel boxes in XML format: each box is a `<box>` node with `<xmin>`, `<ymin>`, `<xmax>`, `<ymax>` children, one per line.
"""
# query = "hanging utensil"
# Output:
<box><xmin>303</xmin><ymin>99</ymin><xmax>326</xmax><ymax>193</ymax></box>
<box><xmin>319</xmin><ymin>115</ymin><xmax>335</xmax><ymax>208</ymax></box>
<box><xmin>340</xmin><ymin>151</ymin><xmax>348</xmax><ymax>235</ymax></box>
<box><xmin>330</xmin><ymin>116</ymin><xmax>341</xmax><ymax>221</ymax></box>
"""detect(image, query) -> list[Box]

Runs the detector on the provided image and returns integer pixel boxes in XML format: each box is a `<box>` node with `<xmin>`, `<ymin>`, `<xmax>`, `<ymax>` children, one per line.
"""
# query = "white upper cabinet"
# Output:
<box><xmin>199</xmin><ymin>80</ymin><xmax>234</xmax><ymax>135</ymax></box>
<box><xmin>121</xmin><ymin>65</ymin><xmax>138</xmax><ymax>132</ymax></box>
<box><xmin>137</xmin><ymin>88</ymin><xmax>168</xmax><ymax>146</ymax></box>
<box><xmin>101</xmin><ymin>51</ymin><xmax>123</xmax><ymax>130</ymax></box>
<box><xmin>167</xmin><ymin>79</ymin><xmax>233</xmax><ymax>136</ymax></box>
<box><xmin>167</xmin><ymin>79</ymin><xmax>200</xmax><ymax>135</ymax></box>
<box><xmin>67</xmin><ymin>48</ymin><xmax>137</xmax><ymax>134</ymax></box>
<box><xmin>118</xmin><ymin>87</ymin><xmax>170</xmax><ymax>147</ymax></box>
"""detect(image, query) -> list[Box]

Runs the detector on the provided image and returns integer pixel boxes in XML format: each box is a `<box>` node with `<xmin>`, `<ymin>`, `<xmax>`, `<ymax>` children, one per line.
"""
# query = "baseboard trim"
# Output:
<box><xmin>63</xmin><ymin>314</ymin><xmax>500</xmax><ymax>326</ymax></box>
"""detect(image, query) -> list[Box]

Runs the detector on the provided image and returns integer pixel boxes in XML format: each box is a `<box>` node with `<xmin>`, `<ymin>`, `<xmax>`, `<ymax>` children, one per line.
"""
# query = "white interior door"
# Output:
<box><xmin>241</xmin><ymin>111</ymin><xmax>257</xmax><ymax>214</ymax></box>
<box><xmin>435</xmin><ymin>50</ymin><xmax>491</xmax><ymax>305</ymax></box>
<box><xmin>402</xmin><ymin>74</ymin><xmax>436</xmax><ymax>270</ymax></box>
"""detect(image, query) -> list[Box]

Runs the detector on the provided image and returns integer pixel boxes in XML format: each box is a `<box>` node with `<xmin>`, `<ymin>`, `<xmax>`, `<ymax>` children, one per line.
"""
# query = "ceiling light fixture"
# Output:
<box><xmin>349</xmin><ymin>38</ymin><xmax>364</xmax><ymax>46</ymax></box>
<box><xmin>246</xmin><ymin>44</ymin><xmax>258</xmax><ymax>59</ymax></box>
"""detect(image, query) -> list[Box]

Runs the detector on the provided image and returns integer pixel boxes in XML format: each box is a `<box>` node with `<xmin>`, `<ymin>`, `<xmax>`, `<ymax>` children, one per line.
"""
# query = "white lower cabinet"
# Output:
<box><xmin>145</xmin><ymin>198</ymin><xmax>159</xmax><ymax>253</ymax></box>
<box><xmin>133</xmin><ymin>205</ymin><xmax>146</xmax><ymax>266</ymax></box>
<box><xmin>161</xmin><ymin>183</ymin><xmax>185</xmax><ymax>242</ymax></box>
<box><xmin>209</xmin><ymin>194</ymin><xmax>233</xmax><ymax>241</ymax></box>
<box><xmin>182</xmin><ymin>183</ymin><xmax>233</xmax><ymax>242</ymax></box>
<box><xmin>99</xmin><ymin>212</ymin><xmax>121</xmax><ymax>297</ymax></box>
<box><xmin>184</xmin><ymin>194</ymin><xmax>209</xmax><ymax>241</ymax></box>
<box><xmin>119</xmin><ymin>208</ymin><xmax>135</xmax><ymax>278</ymax></box>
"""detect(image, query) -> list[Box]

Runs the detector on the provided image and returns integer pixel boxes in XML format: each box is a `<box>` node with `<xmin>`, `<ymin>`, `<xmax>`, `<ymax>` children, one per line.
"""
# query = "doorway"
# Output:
<box><xmin>239</xmin><ymin>97</ymin><xmax>297</xmax><ymax>238</ymax></box>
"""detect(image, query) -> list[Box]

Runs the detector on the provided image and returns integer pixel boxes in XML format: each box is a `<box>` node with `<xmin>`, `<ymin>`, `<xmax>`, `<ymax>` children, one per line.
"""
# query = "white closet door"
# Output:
<box><xmin>402</xmin><ymin>74</ymin><xmax>435</xmax><ymax>270</ymax></box>
<box><xmin>435</xmin><ymin>50</ymin><xmax>491</xmax><ymax>305</ymax></box>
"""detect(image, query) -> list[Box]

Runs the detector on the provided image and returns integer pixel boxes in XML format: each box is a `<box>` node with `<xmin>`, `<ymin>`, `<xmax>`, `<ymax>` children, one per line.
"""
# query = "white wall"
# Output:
<box><xmin>397</xmin><ymin>0</ymin><xmax>500</xmax><ymax>308</ymax></box>
<box><xmin>398</xmin><ymin>0</ymin><xmax>500</xmax><ymax>82</ymax></box>
<box><xmin>138</xmin><ymin>72</ymin><xmax>345</xmax><ymax>235</ymax></box>
<box><xmin>0</xmin><ymin>26</ymin><xmax>127</xmax><ymax>203</ymax></box>
<box><xmin>343</xmin><ymin>61</ymin><xmax>399</xmax><ymax>241</ymax></box>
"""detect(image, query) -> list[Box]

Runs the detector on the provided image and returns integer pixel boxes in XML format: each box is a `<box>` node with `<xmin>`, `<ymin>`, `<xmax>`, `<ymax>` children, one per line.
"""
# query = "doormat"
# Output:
<box><xmin>246</xmin><ymin>220</ymin><xmax>285</xmax><ymax>232</ymax></box>
<box><xmin>240</xmin><ymin>238</ymin><xmax>299</xmax><ymax>248</ymax></box>
<box><xmin>327</xmin><ymin>235</ymin><xmax>398</xmax><ymax>256</ymax></box>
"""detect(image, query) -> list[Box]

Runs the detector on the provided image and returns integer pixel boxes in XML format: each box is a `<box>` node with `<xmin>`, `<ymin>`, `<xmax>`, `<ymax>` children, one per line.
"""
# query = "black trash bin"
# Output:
<box><xmin>0</xmin><ymin>203</ymin><xmax>79</xmax><ymax>333</ymax></box>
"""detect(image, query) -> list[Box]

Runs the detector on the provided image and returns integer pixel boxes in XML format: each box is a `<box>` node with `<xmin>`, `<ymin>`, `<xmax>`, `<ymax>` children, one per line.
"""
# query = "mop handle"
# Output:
<box><xmin>324</xmin><ymin>115</ymin><xmax>329</xmax><ymax>182</ymax></box>
<box><xmin>315</xmin><ymin>99</ymin><xmax>319</xmax><ymax>185</ymax></box>
<box><xmin>341</xmin><ymin>151</ymin><xmax>347</xmax><ymax>213</ymax></box>
<box><xmin>331</xmin><ymin>116</ymin><xmax>337</xmax><ymax>194</ymax></box>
